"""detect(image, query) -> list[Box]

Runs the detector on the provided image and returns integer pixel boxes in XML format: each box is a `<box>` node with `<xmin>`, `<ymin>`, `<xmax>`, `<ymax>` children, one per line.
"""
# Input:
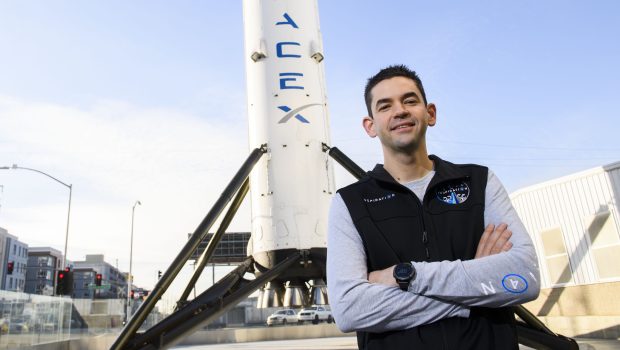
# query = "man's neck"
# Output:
<box><xmin>383</xmin><ymin>150</ymin><xmax>434</xmax><ymax>184</ymax></box>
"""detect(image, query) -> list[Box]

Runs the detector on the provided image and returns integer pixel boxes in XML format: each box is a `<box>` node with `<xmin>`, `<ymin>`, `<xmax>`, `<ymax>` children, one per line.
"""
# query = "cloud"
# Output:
<box><xmin>0</xmin><ymin>95</ymin><xmax>251</xmax><ymax>292</ymax></box>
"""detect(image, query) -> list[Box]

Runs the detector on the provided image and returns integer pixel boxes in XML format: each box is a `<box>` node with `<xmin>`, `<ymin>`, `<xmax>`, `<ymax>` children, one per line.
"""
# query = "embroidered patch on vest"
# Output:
<box><xmin>363</xmin><ymin>193</ymin><xmax>396</xmax><ymax>203</ymax></box>
<box><xmin>436</xmin><ymin>181</ymin><xmax>470</xmax><ymax>204</ymax></box>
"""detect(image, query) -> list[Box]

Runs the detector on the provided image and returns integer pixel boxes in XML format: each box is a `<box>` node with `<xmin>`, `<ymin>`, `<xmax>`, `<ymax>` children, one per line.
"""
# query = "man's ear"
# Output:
<box><xmin>362</xmin><ymin>116</ymin><xmax>377</xmax><ymax>137</ymax></box>
<box><xmin>426</xmin><ymin>103</ymin><xmax>437</xmax><ymax>127</ymax></box>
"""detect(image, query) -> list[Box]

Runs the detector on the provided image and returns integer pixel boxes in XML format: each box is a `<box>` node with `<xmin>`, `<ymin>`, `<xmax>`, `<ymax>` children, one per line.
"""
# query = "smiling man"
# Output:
<box><xmin>326</xmin><ymin>65</ymin><xmax>540</xmax><ymax>350</ymax></box>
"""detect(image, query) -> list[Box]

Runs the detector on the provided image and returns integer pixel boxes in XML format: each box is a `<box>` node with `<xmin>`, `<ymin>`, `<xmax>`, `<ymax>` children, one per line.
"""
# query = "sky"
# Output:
<box><xmin>0</xmin><ymin>1</ymin><xmax>619</xmax><ymax>307</ymax></box>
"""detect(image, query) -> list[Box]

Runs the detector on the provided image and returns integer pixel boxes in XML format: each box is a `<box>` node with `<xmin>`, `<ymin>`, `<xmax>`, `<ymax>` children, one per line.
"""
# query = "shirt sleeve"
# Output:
<box><xmin>408</xmin><ymin>170</ymin><xmax>541</xmax><ymax>307</ymax></box>
<box><xmin>327</xmin><ymin>193</ymin><xmax>470</xmax><ymax>333</ymax></box>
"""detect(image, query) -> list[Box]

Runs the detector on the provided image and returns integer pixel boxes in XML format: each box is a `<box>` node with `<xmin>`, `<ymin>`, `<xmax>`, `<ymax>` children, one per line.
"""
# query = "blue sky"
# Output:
<box><xmin>1</xmin><ymin>1</ymin><xmax>619</xmax><ymax>300</ymax></box>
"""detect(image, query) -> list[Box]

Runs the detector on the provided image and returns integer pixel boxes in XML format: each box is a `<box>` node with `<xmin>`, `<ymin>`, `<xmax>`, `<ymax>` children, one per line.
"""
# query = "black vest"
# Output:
<box><xmin>338</xmin><ymin>155</ymin><xmax>517</xmax><ymax>350</ymax></box>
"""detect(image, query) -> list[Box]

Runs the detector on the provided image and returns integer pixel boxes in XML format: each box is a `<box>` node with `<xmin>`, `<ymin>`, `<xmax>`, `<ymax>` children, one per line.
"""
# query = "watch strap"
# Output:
<box><xmin>397</xmin><ymin>280</ymin><xmax>409</xmax><ymax>291</ymax></box>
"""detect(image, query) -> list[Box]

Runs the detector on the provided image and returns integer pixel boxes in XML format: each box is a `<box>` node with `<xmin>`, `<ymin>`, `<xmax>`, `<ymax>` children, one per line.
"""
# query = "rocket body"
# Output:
<box><xmin>242</xmin><ymin>0</ymin><xmax>334</xmax><ymax>279</ymax></box>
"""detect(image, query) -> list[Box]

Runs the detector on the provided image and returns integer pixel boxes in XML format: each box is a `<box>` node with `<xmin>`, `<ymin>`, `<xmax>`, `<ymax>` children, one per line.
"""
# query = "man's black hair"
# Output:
<box><xmin>364</xmin><ymin>64</ymin><xmax>427</xmax><ymax>117</ymax></box>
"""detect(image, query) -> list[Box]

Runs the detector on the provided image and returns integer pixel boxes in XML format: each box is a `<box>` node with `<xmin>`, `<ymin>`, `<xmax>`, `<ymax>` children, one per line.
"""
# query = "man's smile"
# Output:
<box><xmin>390</xmin><ymin>121</ymin><xmax>415</xmax><ymax>131</ymax></box>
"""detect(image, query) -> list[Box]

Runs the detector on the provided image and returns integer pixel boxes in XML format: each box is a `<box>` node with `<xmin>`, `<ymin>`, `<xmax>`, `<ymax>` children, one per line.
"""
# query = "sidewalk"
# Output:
<box><xmin>575</xmin><ymin>338</ymin><xmax>620</xmax><ymax>350</ymax></box>
<box><xmin>173</xmin><ymin>336</ymin><xmax>620</xmax><ymax>349</ymax></box>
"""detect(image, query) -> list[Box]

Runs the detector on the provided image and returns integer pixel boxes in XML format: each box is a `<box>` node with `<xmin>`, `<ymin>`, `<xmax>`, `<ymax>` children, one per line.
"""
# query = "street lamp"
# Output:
<box><xmin>0</xmin><ymin>164</ymin><xmax>73</xmax><ymax>269</ymax></box>
<box><xmin>127</xmin><ymin>200</ymin><xmax>141</xmax><ymax>322</ymax></box>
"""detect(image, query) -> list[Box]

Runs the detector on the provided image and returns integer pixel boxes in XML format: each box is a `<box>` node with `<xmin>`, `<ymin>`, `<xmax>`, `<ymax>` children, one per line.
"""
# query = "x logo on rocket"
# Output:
<box><xmin>277</xmin><ymin>103</ymin><xmax>321</xmax><ymax>124</ymax></box>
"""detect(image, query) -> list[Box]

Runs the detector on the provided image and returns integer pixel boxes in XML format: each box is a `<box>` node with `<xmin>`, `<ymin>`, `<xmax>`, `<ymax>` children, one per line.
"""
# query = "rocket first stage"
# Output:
<box><xmin>243</xmin><ymin>0</ymin><xmax>335</xmax><ymax>307</ymax></box>
<box><xmin>111</xmin><ymin>1</ymin><xmax>346</xmax><ymax>347</ymax></box>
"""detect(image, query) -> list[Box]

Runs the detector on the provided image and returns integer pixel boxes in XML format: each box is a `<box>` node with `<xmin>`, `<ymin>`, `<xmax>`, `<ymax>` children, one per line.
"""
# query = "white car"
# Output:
<box><xmin>266</xmin><ymin>309</ymin><xmax>298</xmax><ymax>326</ymax></box>
<box><xmin>297</xmin><ymin>305</ymin><xmax>333</xmax><ymax>324</ymax></box>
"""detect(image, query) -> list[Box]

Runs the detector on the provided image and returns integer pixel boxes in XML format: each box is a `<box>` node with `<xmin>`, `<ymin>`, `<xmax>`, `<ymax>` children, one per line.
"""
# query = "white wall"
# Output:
<box><xmin>511</xmin><ymin>162</ymin><xmax>620</xmax><ymax>288</ymax></box>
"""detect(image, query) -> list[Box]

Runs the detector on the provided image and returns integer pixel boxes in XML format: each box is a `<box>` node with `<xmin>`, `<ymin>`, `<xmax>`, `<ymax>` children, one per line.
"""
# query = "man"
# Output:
<box><xmin>326</xmin><ymin>65</ymin><xmax>540</xmax><ymax>349</ymax></box>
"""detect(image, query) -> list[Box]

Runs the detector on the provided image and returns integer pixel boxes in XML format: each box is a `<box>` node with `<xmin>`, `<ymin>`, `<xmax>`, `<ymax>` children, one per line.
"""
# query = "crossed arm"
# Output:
<box><xmin>327</xmin><ymin>171</ymin><xmax>540</xmax><ymax>333</ymax></box>
<box><xmin>368</xmin><ymin>223</ymin><xmax>514</xmax><ymax>284</ymax></box>
<box><xmin>326</xmin><ymin>193</ymin><xmax>470</xmax><ymax>333</ymax></box>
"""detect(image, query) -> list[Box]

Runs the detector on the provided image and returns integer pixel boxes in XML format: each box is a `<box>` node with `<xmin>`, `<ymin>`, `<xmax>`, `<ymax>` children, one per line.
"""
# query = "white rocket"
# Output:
<box><xmin>242</xmin><ymin>0</ymin><xmax>335</xmax><ymax>307</ymax></box>
<box><xmin>112</xmin><ymin>1</ymin><xmax>340</xmax><ymax>347</ymax></box>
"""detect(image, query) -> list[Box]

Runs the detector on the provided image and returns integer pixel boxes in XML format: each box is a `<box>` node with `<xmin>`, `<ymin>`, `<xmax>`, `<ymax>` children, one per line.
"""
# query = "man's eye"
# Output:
<box><xmin>404</xmin><ymin>99</ymin><xmax>417</xmax><ymax>104</ymax></box>
<box><xmin>377</xmin><ymin>104</ymin><xmax>389</xmax><ymax>111</ymax></box>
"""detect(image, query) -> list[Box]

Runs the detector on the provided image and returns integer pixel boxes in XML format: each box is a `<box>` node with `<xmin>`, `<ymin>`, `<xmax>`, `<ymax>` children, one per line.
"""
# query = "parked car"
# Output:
<box><xmin>8</xmin><ymin>316</ymin><xmax>30</xmax><ymax>334</ymax></box>
<box><xmin>297</xmin><ymin>305</ymin><xmax>333</xmax><ymax>324</ymax></box>
<box><xmin>266</xmin><ymin>309</ymin><xmax>298</xmax><ymax>326</ymax></box>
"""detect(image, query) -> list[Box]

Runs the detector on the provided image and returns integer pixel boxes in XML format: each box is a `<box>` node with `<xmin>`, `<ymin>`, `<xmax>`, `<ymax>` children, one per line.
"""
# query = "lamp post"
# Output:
<box><xmin>127</xmin><ymin>200</ymin><xmax>141</xmax><ymax>322</ymax></box>
<box><xmin>0</xmin><ymin>164</ymin><xmax>72</xmax><ymax>269</ymax></box>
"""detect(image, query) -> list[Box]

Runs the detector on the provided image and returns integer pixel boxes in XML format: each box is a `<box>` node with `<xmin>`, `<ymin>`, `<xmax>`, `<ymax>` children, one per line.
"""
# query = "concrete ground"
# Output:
<box><xmin>173</xmin><ymin>336</ymin><xmax>620</xmax><ymax>350</ymax></box>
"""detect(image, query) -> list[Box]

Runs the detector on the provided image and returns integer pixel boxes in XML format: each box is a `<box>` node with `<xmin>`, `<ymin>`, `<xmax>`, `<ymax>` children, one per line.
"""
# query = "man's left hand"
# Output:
<box><xmin>368</xmin><ymin>265</ymin><xmax>397</xmax><ymax>287</ymax></box>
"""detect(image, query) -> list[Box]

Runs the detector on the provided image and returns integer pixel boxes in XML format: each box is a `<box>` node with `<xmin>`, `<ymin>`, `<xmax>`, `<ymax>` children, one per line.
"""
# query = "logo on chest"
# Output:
<box><xmin>363</xmin><ymin>193</ymin><xmax>396</xmax><ymax>203</ymax></box>
<box><xmin>435</xmin><ymin>181</ymin><xmax>470</xmax><ymax>204</ymax></box>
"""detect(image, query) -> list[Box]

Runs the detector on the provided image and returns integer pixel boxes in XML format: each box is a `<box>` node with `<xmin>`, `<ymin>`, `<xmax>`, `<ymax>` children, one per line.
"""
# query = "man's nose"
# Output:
<box><xmin>392</xmin><ymin>103</ymin><xmax>409</xmax><ymax>117</ymax></box>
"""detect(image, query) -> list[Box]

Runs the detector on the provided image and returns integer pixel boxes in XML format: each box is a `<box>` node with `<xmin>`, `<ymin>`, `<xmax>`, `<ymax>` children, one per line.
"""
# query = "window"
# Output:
<box><xmin>587</xmin><ymin>211</ymin><xmax>620</xmax><ymax>279</ymax></box>
<box><xmin>38</xmin><ymin>256</ymin><xmax>52</xmax><ymax>267</ymax></box>
<box><xmin>540</xmin><ymin>227</ymin><xmax>573</xmax><ymax>285</ymax></box>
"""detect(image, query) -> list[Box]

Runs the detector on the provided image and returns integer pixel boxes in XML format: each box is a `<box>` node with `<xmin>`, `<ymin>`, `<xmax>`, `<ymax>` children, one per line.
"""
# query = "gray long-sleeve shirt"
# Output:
<box><xmin>326</xmin><ymin>169</ymin><xmax>540</xmax><ymax>333</ymax></box>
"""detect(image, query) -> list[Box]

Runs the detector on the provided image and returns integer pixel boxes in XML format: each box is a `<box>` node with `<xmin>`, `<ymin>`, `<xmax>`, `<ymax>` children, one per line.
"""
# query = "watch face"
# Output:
<box><xmin>394</xmin><ymin>263</ymin><xmax>414</xmax><ymax>279</ymax></box>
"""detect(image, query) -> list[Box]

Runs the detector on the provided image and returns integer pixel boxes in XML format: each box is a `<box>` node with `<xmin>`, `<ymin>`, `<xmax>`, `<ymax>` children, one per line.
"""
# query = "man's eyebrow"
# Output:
<box><xmin>374</xmin><ymin>92</ymin><xmax>420</xmax><ymax>109</ymax></box>
<box><xmin>402</xmin><ymin>92</ymin><xmax>420</xmax><ymax>100</ymax></box>
<box><xmin>374</xmin><ymin>98</ymin><xmax>392</xmax><ymax>109</ymax></box>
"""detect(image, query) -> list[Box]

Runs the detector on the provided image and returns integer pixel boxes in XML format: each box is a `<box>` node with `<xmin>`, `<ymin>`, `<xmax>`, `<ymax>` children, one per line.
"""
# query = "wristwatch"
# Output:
<box><xmin>393</xmin><ymin>262</ymin><xmax>416</xmax><ymax>291</ymax></box>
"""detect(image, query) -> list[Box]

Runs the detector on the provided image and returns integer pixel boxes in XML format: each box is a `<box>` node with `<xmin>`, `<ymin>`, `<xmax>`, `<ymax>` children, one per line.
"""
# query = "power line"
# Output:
<box><xmin>333</xmin><ymin>137</ymin><xmax>620</xmax><ymax>152</ymax></box>
<box><xmin>428</xmin><ymin>139</ymin><xmax>620</xmax><ymax>152</ymax></box>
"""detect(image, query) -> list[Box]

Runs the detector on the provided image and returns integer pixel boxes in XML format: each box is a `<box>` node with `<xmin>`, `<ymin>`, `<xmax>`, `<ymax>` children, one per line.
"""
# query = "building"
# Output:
<box><xmin>0</xmin><ymin>230</ymin><xmax>28</xmax><ymax>292</ymax></box>
<box><xmin>511</xmin><ymin>161</ymin><xmax>620</xmax><ymax>338</ymax></box>
<box><xmin>0</xmin><ymin>227</ymin><xmax>8</xmax><ymax>279</ymax></box>
<box><xmin>72</xmin><ymin>254</ymin><xmax>127</xmax><ymax>299</ymax></box>
<box><xmin>73</xmin><ymin>266</ymin><xmax>97</xmax><ymax>299</ymax></box>
<box><xmin>24</xmin><ymin>246</ymin><xmax>63</xmax><ymax>295</ymax></box>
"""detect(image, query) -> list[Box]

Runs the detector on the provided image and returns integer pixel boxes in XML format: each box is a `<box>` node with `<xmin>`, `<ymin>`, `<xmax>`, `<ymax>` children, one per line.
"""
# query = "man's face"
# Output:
<box><xmin>363</xmin><ymin>76</ymin><xmax>436</xmax><ymax>154</ymax></box>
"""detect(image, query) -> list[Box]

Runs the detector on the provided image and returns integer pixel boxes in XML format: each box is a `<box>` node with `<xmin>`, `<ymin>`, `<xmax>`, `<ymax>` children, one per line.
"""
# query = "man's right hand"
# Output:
<box><xmin>475</xmin><ymin>223</ymin><xmax>513</xmax><ymax>259</ymax></box>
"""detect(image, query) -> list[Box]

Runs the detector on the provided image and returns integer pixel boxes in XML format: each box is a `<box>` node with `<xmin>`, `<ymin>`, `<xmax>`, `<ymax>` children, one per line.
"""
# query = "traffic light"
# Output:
<box><xmin>56</xmin><ymin>267</ymin><xmax>74</xmax><ymax>295</ymax></box>
<box><xmin>130</xmin><ymin>290</ymin><xmax>135</xmax><ymax>299</ymax></box>
<box><xmin>95</xmin><ymin>273</ymin><xmax>102</xmax><ymax>286</ymax></box>
<box><xmin>157</xmin><ymin>270</ymin><xmax>162</xmax><ymax>279</ymax></box>
<box><xmin>56</xmin><ymin>270</ymin><xmax>67</xmax><ymax>295</ymax></box>
<box><xmin>7</xmin><ymin>261</ymin><xmax>14</xmax><ymax>275</ymax></box>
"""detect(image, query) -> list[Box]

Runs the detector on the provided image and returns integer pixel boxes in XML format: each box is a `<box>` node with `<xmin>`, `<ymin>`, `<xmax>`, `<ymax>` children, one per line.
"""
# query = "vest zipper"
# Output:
<box><xmin>422</xmin><ymin>231</ymin><xmax>430</xmax><ymax>259</ymax></box>
<box><xmin>407</xmin><ymin>189</ymin><xmax>431</xmax><ymax>262</ymax></box>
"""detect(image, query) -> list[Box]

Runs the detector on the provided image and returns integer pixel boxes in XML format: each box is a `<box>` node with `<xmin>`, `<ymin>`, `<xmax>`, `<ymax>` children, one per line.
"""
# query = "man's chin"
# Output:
<box><xmin>389</xmin><ymin>141</ymin><xmax>419</xmax><ymax>154</ymax></box>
